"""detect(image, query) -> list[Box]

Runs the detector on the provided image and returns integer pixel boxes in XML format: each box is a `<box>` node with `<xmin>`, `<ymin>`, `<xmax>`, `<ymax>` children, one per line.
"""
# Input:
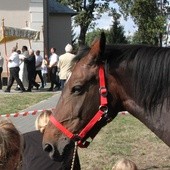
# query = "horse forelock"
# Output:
<box><xmin>106</xmin><ymin>45</ymin><xmax>170</xmax><ymax>112</ymax></box>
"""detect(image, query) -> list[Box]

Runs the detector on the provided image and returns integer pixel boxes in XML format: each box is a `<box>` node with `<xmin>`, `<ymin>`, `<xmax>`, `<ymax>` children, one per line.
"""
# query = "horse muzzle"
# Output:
<box><xmin>43</xmin><ymin>135</ymin><xmax>74</xmax><ymax>161</ymax></box>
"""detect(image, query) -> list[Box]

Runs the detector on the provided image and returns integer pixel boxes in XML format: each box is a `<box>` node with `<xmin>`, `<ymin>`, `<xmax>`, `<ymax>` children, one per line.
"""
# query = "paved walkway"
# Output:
<box><xmin>8</xmin><ymin>90</ymin><xmax>61</xmax><ymax>134</ymax></box>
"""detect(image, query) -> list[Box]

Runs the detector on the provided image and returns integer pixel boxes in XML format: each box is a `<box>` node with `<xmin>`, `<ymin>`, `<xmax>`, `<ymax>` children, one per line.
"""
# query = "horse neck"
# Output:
<box><xmin>110</xmin><ymin>64</ymin><xmax>170</xmax><ymax>147</ymax></box>
<box><xmin>124</xmin><ymin>90</ymin><xmax>170</xmax><ymax>148</ymax></box>
<box><xmin>123</xmin><ymin>98</ymin><xmax>170</xmax><ymax>147</ymax></box>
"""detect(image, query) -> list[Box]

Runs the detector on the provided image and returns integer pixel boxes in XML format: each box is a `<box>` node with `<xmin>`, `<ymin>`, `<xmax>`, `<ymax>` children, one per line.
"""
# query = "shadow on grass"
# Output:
<box><xmin>142</xmin><ymin>165</ymin><xmax>170</xmax><ymax>170</ymax></box>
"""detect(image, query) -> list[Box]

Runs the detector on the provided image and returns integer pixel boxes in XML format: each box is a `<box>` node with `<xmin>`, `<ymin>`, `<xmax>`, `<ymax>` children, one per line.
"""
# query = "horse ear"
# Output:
<box><xmin>88</xmin><ymin>32</ymin><xmax>106</xmax><ymax>64</ymax></box>
<box><xmin>100</xmin><ymin>32</ymin><xmax>106</xmax><ymax>60</ymax></box>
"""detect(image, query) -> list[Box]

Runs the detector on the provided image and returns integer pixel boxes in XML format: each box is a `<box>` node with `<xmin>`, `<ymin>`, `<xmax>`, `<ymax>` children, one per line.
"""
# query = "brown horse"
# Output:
<box><xmin>43</xmin><ymin>32</ymin><xmax>170</xmax><ymax>161</ymax></box>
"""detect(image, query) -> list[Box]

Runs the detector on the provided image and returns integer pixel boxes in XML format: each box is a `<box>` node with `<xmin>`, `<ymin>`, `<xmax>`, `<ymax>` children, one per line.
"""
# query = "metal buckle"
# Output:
<box><xmin>99</xmin><ymin>105</ymin><xmax>108</xmax><ymax>113</ymax></box>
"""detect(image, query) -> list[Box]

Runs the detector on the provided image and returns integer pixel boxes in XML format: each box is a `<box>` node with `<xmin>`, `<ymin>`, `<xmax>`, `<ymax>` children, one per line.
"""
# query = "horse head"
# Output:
<box><xmin>43</xmin><ymin>32</ymin><xmax>122</xmax><ymax>160</ymax></box>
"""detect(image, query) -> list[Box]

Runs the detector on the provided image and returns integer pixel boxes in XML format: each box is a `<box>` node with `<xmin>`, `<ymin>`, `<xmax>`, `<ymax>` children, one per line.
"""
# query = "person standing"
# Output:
<box><xmin>4</xmin><ymin>47</ymin><xmax>26</xmax><ymax>93</ymax></box>
<box><xmin>35</xmin><ymin>50</ymin><xmax>44</xmax><ymax>88</ymax></box>
<box><xmin>24</xmin><ymin>49</ymin><xmax>40</xmax><ymax>92</ymax></box>
<box><xmin>0</xmin><ymin>52</ymin><xmax>4</xmax><ymax>90</ymax></box>
<box><xmin>41</xmin><ymin>58</ymin><xmax>48</xmax><ymax>87</ymax></box>
<box><xmin>16</xmin><ymin>46</ymin><xmax>29</xmax><ymax>90</ymax></box>
<box><xmin>58</xmin><ymin>44</ymin><xmax>75</xmax><ymax>89</ymax></box>
<box><xmin>47</xmin><ymin>47</ymin><xmax>60</xmax><ymax>91</ymax></box>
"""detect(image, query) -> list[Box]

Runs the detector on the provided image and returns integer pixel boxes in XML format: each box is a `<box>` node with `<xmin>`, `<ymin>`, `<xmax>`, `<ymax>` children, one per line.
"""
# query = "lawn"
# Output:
<box><xmin>0</xmin><ymin>93</ymin><xmax>169</xmax><ymax>170</ymax></box>
<box><xmin>0</xmin><ymin>93</ymin><xmax>54</xmax><ymax>115</ymax></box>
<box><xmin>78</xmin><ymin>115</ymin><xmax>170</xmax><ymax>170</ymax></box>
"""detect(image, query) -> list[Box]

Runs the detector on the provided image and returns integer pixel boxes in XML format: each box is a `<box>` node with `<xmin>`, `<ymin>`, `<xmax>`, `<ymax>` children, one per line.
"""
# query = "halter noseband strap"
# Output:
<box><xmin>49</xmin><ymin>64</ymin><xmax>108</xmax><ymax>148</ymax></box>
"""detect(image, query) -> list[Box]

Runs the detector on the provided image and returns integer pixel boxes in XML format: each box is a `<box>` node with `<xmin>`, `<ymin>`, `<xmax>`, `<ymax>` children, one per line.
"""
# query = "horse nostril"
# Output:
<box><xmin>43</xmin><ymin>143</ymin><xmax>54</xmax><ymax>153</ymax></box>
<box><xmin>43</xmin><ymin>143</ymin><xmax>58</xmax><ymax>160</ymax></box>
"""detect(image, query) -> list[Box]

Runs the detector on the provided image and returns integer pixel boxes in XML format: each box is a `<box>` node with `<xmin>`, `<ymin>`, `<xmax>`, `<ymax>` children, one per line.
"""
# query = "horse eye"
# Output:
<box><xmin>72</xmin><ymin>85</ymin><xmax>83</xmax><ymax>94</ymax></box>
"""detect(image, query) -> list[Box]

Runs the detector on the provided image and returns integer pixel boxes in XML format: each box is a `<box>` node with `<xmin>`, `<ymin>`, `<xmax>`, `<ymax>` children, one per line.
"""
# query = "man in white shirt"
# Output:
<box><xmin>47</xmin><ymin>47</ymin><xmax>60</xmax><ymax>91</ymax></box>
<box><xmin>0</xmin><ymin>52</ymin><xmax>4</xmax><ymax>90</ymax></box>
<box><xmin>5</xmin><ymin>47</ymin><xmax>26</xmax><ymax>93</ymax></box>
<box><xmin>35</xmin><ymin>50</ymin><xmax>44</xmax><ymax>88</ymax></box>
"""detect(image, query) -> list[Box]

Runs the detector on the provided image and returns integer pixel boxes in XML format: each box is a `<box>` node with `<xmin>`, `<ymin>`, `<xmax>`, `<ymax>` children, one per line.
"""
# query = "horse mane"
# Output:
<box><xmin>105</xmin><ymin>44</ymin><xmax>170</xmax><ymax>111</ymax></box>
<box><xmin>72</xmin><ymin>43</ymin><xmax>170</xmax><ymax>111</ymax></box>
<box><xmin>72</xmin><ymin>46</ymin><xmax>90</xmax><ymax>64</ymax></box>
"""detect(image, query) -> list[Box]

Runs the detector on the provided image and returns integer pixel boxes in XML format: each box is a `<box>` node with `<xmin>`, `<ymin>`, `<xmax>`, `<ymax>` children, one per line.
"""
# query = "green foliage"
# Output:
<box><xmin>115</xmin><ymin>0</ymin><xmax>167</xmax><ymax>46</ymax></box>
<box><xmin>57</xmin><ymin>0</ymin><xmax>167</xmax><ymax>46</ymax></box>
<box><xmin>86</xmin><ymin>9</ymin><xmax>128</xmax><ymax>46</ymax></box>
<box><xmin>86</xmin><ymin>28</ymin><xmax>103</xmax><ymax>46</ymax></box>
<box><xmin>131</xmin><ymin>31</ymin><xmax>142</xmax><ymax>44</ymax></box>
<box><xmin>114</xmin><ymin>0</ymin><xmax>134</xmax><ymax>19</ymax></box>
<box><xmin>131</xmin><ymin>0</ymin><xmax>165</xmax><ymax>45</ymax></box>
<box><xmin>106</xmin><ymin>9</ymin><xmax>128</xmax><ymax>44</ymax></box>
<box><xmin>57</xmin><ymin>0</ymin><xmax>111</xmax><ymax>44</ymax></box>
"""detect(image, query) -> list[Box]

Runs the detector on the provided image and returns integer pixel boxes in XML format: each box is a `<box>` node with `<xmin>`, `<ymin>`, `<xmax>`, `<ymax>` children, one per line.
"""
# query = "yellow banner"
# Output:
<box><xmin>0</xmin><ymin>26</ymin><xmax>40</xmax><ymax>44</ymax></box>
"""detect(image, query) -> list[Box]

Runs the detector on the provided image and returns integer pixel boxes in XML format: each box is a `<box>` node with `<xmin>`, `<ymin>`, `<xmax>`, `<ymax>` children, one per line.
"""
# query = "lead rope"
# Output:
<box><xmin>70</xmin><ymin>142</ymin><xmax>78</xmax><ymax>170</ymax></box>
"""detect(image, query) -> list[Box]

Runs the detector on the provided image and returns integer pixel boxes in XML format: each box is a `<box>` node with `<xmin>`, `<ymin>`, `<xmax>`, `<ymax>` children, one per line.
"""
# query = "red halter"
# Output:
<box><xmin>49</xmin><ymin>65</ymin><xmax>108</xmax><ymax>148</ymax></box>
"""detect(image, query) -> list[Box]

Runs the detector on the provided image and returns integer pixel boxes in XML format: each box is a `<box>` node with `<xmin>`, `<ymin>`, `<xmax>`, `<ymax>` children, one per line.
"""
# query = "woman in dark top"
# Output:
<box><xmin>21</xmin><ymin>110</ymin><xmax>81</xmax><ymax>170</ymax></box>
<box><xmin>24</xmin><ymin>49</ymin><xmax>40</xmax><ymax>92</ymax></box>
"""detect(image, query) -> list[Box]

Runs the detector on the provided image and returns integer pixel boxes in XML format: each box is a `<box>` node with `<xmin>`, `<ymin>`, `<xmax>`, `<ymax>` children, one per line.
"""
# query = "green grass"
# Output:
<box><xmin>0</xmin><ymin>93</ymin><xmax>169</xmax><ymax>169</ymax></box>
<box><xmin>0</xmin><ymin>93</ymin><xmax>54</xmax><ymax>114</ymax></box>
<box><xmin>78</xmin><ymin>115</ymin><xmax>170</xmax><ymax>170</ymax></box>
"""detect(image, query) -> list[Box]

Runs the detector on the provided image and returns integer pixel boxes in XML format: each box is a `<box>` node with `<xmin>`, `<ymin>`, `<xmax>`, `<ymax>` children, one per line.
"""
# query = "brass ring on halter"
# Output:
<box><xmin>99</xmin><ymin>87</ymin><xmax>108</xmax><ymax>97</ymax></box>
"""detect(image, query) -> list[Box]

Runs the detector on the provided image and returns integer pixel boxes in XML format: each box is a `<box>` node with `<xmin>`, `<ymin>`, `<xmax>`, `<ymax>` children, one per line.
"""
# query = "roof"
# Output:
<box><xmin>48</xmin><ymin>0</ymin><xmax>77</xmax><ymax>16</ymax></box>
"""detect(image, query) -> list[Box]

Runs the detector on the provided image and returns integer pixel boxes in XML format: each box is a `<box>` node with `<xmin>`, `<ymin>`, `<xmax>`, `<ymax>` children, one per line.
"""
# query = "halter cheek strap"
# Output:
<box><xmin>50</xmin><ymin>65</ymin><xmax>108</xmax><ymax>148</ymax></box>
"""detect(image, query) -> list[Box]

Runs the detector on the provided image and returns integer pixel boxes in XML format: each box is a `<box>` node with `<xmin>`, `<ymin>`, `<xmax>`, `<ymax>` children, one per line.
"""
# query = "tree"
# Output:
<box><xmin>106</xmin><ymin>9</ymin><xmax>128</xmax><ymax>44</ymax></box>
<box><xmin>113</xmin><ymin>0</ymin><xmax>166</xmax><ymax>46</ymax></box>
<box><xmin>71</xmin><ymin>27</ymin><xmax>78</xmax><ymax>47</ymax></box>
<box><xmin>85</xmin><ymin>9</ymin><xmax>128</xmax><ymax>46</ymax></box>
<box><xmin>57</xmin><ymin>0</ymin><xmax>110</xmax><ymax>45</ymax></box>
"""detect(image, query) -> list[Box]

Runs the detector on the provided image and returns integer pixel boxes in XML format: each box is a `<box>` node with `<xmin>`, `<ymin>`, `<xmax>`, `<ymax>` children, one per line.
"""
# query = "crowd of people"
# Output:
<box><xmin>0</xmin><ymin>43</ymin><xmax>76</xmax><ymax>93</ymax></box>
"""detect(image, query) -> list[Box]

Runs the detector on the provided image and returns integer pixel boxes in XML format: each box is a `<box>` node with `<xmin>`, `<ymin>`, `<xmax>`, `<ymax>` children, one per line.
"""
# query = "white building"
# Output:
<box><xmin>0</xmin><ymin>0</ymin><xmax>76</xmax><ymax>77</ymax></box>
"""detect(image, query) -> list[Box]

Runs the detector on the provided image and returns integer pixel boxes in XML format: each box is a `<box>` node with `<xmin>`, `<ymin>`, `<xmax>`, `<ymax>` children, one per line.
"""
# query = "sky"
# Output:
<box><xmin>94</xmin><ymin>0</ymin><xmax>170</xmax><ymax>36</ymax></box>
<box><xmin>95</xmin><ymin>12</ymin><xmax>137</xmax><ymax>36</ymax></box>
<box><xmin>74</xmin><ymin>12</ymin><xmax>137</xmax><ymax>37</ymax></box>
<box><xmin>74</xmin><ymin>2</ymin><xmax>137</xmax><ymax>36</ymax></box>
<box><xmin>94</xmin><ymin>2</ymin><xmax>137</xmax><ymax>36</ymax></box>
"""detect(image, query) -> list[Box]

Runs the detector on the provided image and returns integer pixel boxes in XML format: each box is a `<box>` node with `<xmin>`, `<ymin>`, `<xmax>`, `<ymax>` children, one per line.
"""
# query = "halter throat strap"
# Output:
<box><xmin>50</xmin><ymin>64</ymin><xmax>108</xmax><ymax>148</ymax></box>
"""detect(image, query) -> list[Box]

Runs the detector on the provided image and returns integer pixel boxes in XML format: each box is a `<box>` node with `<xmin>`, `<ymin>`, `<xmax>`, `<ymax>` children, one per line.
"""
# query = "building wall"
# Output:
<box><xmin>0</xmin><ymin>0</ymin><xmax>30</xmax><ymax>77</ymax></box>
<box><xmin>29</xmin><ymin>0</ymin><xmax>44</xmax><ymax>54</ymax></box>
<box><xmin>49</xmin><ymin>15</ymin><xmax>72</xmax><ymax>55</ymax></box>
<box><xmin>0</xmin><ymin>0</ymin><xmax>73</xmax><ymax>77</ymax></box>
<box><xmin>0</xmin><ymin>0</ymin><xmax>30</xmax><ymax>57</ymax></box>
